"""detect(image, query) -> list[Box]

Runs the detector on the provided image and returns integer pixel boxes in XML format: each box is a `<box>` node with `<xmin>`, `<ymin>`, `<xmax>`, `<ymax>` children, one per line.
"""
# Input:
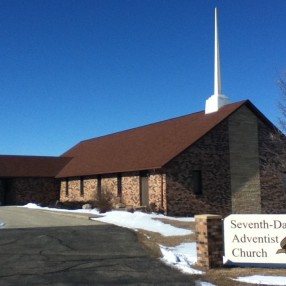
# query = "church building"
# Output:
<box><xmin>0</xmin><ymin>8</ymin><xmax>285</xmax><ymax>216</ymax></box>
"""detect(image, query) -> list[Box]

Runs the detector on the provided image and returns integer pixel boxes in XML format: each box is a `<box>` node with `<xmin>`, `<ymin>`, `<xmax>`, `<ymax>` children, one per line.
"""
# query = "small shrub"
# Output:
<box><xmin>94</xmin><ymin>188</ymin><xmax>114</xmax><ymax>213</ymax></box>
<box><xmin>143</xmin><ymin>202</ymin><xmax>165</xmax><ymax>214</ymax></box>
<box><xmin>149</xmin><ymin>202</ymin><xmax>157</xmax><ymax>212</ymax></box>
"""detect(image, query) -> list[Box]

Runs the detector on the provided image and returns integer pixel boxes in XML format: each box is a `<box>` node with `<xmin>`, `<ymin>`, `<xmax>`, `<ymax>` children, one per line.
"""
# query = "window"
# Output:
<box><xmin>80</xmin><ymin>177</ymin><xmax>84</xmax><ymax>197</ymax></box>
<box><xmin>193</xmin><ymin>170</ymin><xmax>202</xmax><ymax>195</ymax></box>
<box><xmin>65</xmin><ymin>178</ymin><xmax>69</xmax><ymax>197</ymax></box>
<box><xmin>97</xmin><ymin>175</ymin><xmax>102</xmax><ymax>196</ymax></box>
<box><xmin>117</xmin><ymin>173</ymin><xmax>122</xmax><ymax>197</ymax></box>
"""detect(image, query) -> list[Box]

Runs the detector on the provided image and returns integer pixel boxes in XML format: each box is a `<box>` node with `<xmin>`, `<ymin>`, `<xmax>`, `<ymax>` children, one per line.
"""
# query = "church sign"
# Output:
<box><xmin>224</xmin><ymin>215</ymin><xmax>286</xmax><ymax>264</ymax></box>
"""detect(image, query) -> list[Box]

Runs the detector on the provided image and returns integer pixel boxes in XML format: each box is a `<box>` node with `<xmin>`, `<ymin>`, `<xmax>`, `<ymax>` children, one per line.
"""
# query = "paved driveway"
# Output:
<box><xmin>0</xmin><ymin>207</ymin><xmax>194</xmax><ymax>285</ymax></box>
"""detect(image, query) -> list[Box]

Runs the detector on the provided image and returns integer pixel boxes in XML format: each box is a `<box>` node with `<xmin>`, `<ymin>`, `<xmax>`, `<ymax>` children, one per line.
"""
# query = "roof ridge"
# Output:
<box><xmin>80</xmin><ymin>100</ymin><xmax>249</xmax><ymax>144</ymax></box>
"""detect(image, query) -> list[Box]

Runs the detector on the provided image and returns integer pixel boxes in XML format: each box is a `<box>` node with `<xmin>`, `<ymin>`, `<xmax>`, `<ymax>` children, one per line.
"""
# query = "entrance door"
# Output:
<box><xmin>0</xmin><ymin>179</ymin><xmax>4</xmax><ymax>205</ymax></box>
<box><xmin>0</xmin><ymin>179</ymin><xmax>10</xmax><ymax>206</ymax></box>
<box><xmin>140</xmin><ymin>172</ymin><xmax>149</xmax><ymax>206</ymax></box>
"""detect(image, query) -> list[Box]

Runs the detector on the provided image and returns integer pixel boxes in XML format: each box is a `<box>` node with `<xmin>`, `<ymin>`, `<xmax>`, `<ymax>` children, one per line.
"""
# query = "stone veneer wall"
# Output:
<box><xmin>60</xmin><ymin>176</ymin><xmax>98</xmax><ymax>202</ymax></box>
<box><xmin>60</xmin><ymin>176</ymin><xmax>114</xmax><ymax>204</ymax></box>
<box><xmin>121</xmin><ymin>172</ymin><xmax>140</xmax><ymax>207</ymax></box>
<box><xmin>228</xmin><ymin>106</ymin><xmax>262</xmax><ymax>213</ymax></box>
<box><xmin>3</xmin><ymin>177</ymin><xmax>60</xmax><ymax>206</ymax></box>
<box><xmin>60</xmin><ymin>180</ymin><xmax>67</xmax><ymax>201</ymax></box>
<box><xmin>163</xmin><ymin>120</ymin><xmax>231</xmax><ymax>216</ymax></box>
<box><xmin>149</xmin><ymin>172</ymin><xmax>167</xmax><ymax>210</ymax></box>
<box><xmin>84</xmin><ymin>177</ymin><xmax>98</xmax><ymax>201</ymax></box>
<box><xmin>66</xmin><ymin>177</ymin><xmax>80</xmax><ymax>201</ymax></box>
<box><xmin>258</xmin><ymin>120</ymin><xmax>286</xmax><ymax>213</ymax></box>
<box><xmin>60</xmin><ymin>171</ymin><xmax>165</xmax><ymax>209</ymax></box>
<box><xmin>102</xmin><ymin>174</ymin><xmax>118</xmax><ymax>202</ymax></box>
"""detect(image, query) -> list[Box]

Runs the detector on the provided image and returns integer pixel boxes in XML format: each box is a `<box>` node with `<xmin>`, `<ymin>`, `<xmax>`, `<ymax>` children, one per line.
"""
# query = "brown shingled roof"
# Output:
<box><xmin>0</xmin><ymin>155</ymin><xmax>71</xmax><ymax>178</ymax></box>
<box><xmin>57</xmin><ymin>100</ymin><xmax>254</xmax><ymax>178</ymax></box>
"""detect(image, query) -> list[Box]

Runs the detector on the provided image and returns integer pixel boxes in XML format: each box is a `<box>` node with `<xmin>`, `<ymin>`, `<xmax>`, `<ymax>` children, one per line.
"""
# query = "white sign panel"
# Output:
<box><xmin>224</xmin><ymin>214</ymin><xmax>286</xmax><ymax>264</ymax></box>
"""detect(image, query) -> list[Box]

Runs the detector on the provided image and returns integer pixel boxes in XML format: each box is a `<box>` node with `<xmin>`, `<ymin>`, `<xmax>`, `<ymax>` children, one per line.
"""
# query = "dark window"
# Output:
<box><xmin>193</xmin><ymin>170</ymin><xmax>202</xmax><ymax>195</ymax></box>
<box><xmin>97</xmin><ymin>175</ymin><xmax>102</xmax><ymax>196</ymax></box>
<box><xmin>117</xmin><ymin>173</ymin><xmax>122</xmax><ymax>197</ymax></box>
<box><xmin>80</xmin><ymin>177</ymin><xmax>84</xmax><ymax>196</ymax></box>
<box><xmin>65</xmin><ymin>178</ymin><xmax>69</xmax><ymax>197</ymax></box>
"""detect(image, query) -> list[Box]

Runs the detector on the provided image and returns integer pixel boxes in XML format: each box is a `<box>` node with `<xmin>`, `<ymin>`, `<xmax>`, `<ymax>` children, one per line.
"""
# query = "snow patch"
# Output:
<box><xmin>195</xmin><ymin>282</ymin><xmax>217</xmax><ymax>286</ymax></box>
<box><xmin>233</xmin><ymin>275</ymin><xmax>286</xmax><ymax>285</ymax></box>
<box><xmin>0</xmin><ymin>222</ymin><xmax>5</xmax><ymax>229</ymax></box>
<box><xmin>23</xmin><ymin>203</ymin><xmax>41</xmax><ymax>209</ymax></box>
<box><xmin>160</xmin><ymin>243</ymin><xmax>203</xmax><ymax>274</ymax></box>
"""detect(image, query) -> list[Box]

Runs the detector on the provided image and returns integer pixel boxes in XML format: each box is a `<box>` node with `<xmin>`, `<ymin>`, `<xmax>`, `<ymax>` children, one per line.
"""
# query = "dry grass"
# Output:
<box><xmin>136</xmin><ymin>217</ymin><xmax>286</xmax><ymax>286</ymax></box>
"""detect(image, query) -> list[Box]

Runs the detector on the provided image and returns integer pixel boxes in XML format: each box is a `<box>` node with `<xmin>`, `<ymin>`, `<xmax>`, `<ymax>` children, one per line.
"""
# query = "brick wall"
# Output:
<box><xmin>163</xmin><ymin>120</ymin><xmax>231</xmax><ymax>216</ymax></box>
<box><xmin>258</xmin><ymin>120</ymin><xmax>286</xmax><ymax>213</ymax></box>
<box><xmin>195</xmin><ymin>214</ymin><xmax>223</xmax><ymax>269</ymax></box>
<box><xmin>229</xmin><ymin>106</ymin><xmax>262</xmax><ymax>213</ymax></box>
<box><xmin>2</xmin><ymin>177</ymin><xmax>60</xmax><ymax>206</ymax></box>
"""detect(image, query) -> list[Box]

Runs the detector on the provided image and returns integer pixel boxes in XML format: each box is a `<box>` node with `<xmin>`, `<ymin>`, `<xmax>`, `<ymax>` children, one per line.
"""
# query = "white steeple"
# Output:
<box><xmin>205</xmin><ymin>7</ymin><xmax>231</xmax><ymax>114</ymax></box>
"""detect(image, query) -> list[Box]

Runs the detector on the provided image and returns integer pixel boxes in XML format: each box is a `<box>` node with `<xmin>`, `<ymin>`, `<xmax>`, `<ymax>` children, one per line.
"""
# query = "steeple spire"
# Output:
<box><xmin>214</xmin><ymin>7</ymin><xmax>222</xmax><ymax>96</ymax></box>
<box><xmin>205</xmin><ymin>7</ymin><xmax>231</xmax><ymax>114</ymax></box>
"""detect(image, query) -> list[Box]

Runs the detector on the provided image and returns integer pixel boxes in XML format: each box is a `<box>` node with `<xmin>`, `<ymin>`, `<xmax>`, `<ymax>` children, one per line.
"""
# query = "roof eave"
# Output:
<box><xmin>55</xmin><ymin>165</ymin><xmax>163</xmax><ymax>178</ymax></box>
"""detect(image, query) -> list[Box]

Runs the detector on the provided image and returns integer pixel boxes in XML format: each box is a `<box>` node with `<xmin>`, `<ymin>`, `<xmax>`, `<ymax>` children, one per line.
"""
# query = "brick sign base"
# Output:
<box><xmin>195</xmin><ymin>214</ymin><xmax>223</xmax><ymax>269</ymax></box>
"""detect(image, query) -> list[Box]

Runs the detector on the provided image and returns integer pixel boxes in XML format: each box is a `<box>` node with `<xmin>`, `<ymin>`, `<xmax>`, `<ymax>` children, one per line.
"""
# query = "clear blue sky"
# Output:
<box><xmin>1</xmin><ymin>0</ymin><xmax>286</xmax><ymax>156</ymax></box>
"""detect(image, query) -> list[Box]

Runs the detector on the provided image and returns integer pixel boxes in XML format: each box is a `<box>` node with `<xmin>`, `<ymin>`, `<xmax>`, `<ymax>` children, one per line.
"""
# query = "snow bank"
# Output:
<box><xmin>23</xmin><ymin>204</ymin><xmax>193</xmax><ymax>236</ymax></box>
<box><xmin>91</xmin><ymin>211</ymin><xmax>193</xmax><ymax>236</ymax></box>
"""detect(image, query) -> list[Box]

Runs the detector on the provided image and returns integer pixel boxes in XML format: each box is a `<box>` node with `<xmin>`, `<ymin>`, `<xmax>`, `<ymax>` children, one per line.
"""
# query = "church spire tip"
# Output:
<box><xmin>205</xmin><ymin>7</ymin><xmax>231</xmax><ymax>114</ymax></box>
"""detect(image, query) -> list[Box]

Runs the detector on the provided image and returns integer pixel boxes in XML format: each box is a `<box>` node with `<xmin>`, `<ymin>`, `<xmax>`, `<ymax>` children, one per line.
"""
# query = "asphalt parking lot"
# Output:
<box><xmin>0</xmin><ymin>207</ymin><xmax>194</xmax><ymax>285</ymax></box>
